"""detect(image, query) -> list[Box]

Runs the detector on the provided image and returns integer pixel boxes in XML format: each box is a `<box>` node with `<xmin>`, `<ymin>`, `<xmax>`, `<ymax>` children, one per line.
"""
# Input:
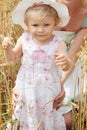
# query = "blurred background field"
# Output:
<box><xmin>72</xmin><ymin>36</ymin><xmax>87</xmax><ymax>130</ymax></box>
<box><xmin>0</xmin><ymin>0</ymin><xmax>87</xmax><ymax>130</ymax></box>
<box><xmin>0</xmin><ymin>0</ymin><xmax>23</xmax><ymax>129</ymax></box>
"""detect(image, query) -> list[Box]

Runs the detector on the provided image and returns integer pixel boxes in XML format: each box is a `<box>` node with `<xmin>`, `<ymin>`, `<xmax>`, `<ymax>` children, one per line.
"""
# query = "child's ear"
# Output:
<box><xmin>54</xmin><ymin>18</ymin><xmax>60</xmax><ymax>29</ymax></box>
<box><xmin>55</xmin><ymin>18</ymin><xmax>60</xmax><ymax>26</ymax></box>
<box><xmin>24</xmin><ymin>20</ymin><xmax>30</xmax><ymax>32</ymax></box>
<box><xmin>24</xmin><ymin>19</ymin><xmax>28</xmax><ymax>26</ymax></box>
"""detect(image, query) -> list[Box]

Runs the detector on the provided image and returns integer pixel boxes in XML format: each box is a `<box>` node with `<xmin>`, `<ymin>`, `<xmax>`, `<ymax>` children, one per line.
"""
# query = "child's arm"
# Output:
<box><xmin>54</xmin><ymin>41</ymin><xmax>72</xmax><ymax>71</ymax></box>
<box><xmin>2</xmin><ymin>37</ymin><xmax>23</xmax><ymax>62</ymax></box>
<box><xmin>53</xmin><ymin>41</ymin><xmax>72</xmax><ymax>110</ymax></box>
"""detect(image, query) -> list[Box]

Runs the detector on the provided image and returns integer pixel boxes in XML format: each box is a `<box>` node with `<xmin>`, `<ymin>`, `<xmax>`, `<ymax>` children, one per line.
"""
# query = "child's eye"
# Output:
<box><xmin>32</xmin><ymin>24</ymin><xmax>38</xmax><ymax>27</ymax></box>
<box><xmin>44</xmin><ymin>24</ymin><xmax>50</xmax><ymax>26</ymax></box>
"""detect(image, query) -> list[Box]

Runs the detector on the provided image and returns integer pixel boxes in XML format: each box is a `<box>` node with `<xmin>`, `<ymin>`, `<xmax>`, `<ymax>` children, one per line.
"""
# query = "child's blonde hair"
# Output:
<box><xmin>24</xmin><ymin>4</ymin><xmax>60</xmax><ymax>24</ymax></box>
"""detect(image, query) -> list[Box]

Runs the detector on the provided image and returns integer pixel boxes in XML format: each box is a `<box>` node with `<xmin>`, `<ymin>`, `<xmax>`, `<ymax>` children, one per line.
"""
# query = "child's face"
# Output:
<box><xmin>26</xmin><ymin>13</ymin><xmax>57</xmax><ymax>44</ymax></box>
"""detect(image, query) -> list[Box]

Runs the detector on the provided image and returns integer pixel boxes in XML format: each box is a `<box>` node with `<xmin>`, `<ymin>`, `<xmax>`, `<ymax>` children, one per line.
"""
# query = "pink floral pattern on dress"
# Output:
<box><xmin>32</xmin><ymin>50</ymin><xmax>47</xmax><ymax>63</ymax></box>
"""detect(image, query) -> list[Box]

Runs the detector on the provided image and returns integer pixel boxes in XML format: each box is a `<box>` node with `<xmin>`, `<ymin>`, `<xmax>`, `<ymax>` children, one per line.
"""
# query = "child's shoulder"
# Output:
<box><xmin>53</xmin><ymin>34</ymin><xmax>63</xmax><ymax>48</ymax></box>
<box><xmin>21</xmin><ymin>32</ymin><xmax>30</xmax><ymax>38</ymax></box>
<box><xmin>53</xmin><ymin>32</ymin><xmax>66</xmax><ymax>49</ymax></box>
<box><xmin>18</xmin><ymin>32</ymin><xmax>31</xmax><ymax>41</ymax></box>
<box><xmin>53</xmin><ymin>31</ymin><xmax>63</xmax><ymax>42</ymax></box>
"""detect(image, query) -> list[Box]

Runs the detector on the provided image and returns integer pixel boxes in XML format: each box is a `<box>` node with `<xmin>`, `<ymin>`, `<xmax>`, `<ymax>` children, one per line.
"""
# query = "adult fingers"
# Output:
<box><xmin>53</xmin><ymin>88</ymin><xmax>65</xmax><ymax>109</ymax></box>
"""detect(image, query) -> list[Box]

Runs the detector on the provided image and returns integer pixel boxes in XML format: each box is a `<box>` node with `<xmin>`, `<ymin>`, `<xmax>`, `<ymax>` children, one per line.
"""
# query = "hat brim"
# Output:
<box><xmin>12</xmin><ymin>0</ymin><xmax>70</xmax><ymax>30</ymax></box>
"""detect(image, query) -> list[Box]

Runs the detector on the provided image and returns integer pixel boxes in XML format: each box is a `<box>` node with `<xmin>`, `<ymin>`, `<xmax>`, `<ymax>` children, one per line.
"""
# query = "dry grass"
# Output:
<box><xmin>0</xmin><ymin>0</ymin><xmax>22</xmax><ymax>129</ymax></box>
<box><xmin>71</xmin><ymin>34</ymin><xmax>87</xmax><ymax>130</ymax></box>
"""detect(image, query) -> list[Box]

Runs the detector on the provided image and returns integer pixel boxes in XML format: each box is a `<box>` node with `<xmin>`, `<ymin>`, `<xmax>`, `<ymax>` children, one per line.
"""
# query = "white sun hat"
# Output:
<box><xmin>12</xmin><ymin>0</ymin><xmax>70</xmax><ymax>30</ymax></box>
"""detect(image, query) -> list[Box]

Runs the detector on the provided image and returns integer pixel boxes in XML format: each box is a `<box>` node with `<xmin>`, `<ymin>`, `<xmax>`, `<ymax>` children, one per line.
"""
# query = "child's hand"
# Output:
<box><xmin>12</xmin><ymin>88</ymin><xmax>19</xmax><ymax>109</ymax></box>
<box><xmin>54</xmin><ymin>53</ymin><xmax>71</xmax><ymax>71</ymax></box>
<box><xmin>2</xmin><ymin>37</ymin><xmax>13</xmax><ymax>49</ymax></box>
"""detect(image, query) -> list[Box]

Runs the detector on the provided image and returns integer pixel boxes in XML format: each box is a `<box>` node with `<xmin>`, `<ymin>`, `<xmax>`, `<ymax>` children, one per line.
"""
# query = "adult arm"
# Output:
<box><xmin>62</xmin><ymin>27</ymin><xmax>87</xmax><ymax>83</ymax></box>
<box><xmin>53</xmin><ymin>85</ymin><xmax>65</xmax><ymax>110</ymax></box>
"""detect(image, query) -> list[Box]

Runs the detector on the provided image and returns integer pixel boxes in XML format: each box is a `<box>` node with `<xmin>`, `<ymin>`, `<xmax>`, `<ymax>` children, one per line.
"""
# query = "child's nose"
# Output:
<box><xmin>38</xmin><ymin>27</ymin><xmax>44</xmax><ymax>32</ymax></box>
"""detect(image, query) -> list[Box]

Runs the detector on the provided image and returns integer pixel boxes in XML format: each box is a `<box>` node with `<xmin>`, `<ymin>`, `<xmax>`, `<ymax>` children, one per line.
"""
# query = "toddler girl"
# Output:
<box><xmin>3</xmin><ymin>0</ymin><xmax>71</xmax><ymax>129</ymax></box>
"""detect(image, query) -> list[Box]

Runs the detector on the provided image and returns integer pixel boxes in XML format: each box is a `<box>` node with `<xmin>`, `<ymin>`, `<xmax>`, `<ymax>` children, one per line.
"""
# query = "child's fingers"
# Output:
<box><xmin>4</xmin><ymin>37</ymin><xmax>13</xmax><ymax>44</ymax></box>
<box><xmin>55</xmin><ymin>56</ymin><xmax>66</xmax><ymax>66</ymax></box>
<box><xmin>54</xmin><ymin>53</ymin><xmax>65</xmax><ymax>61</ymax></box>
<box><xmin>12</xmin><ymin>89</ymin><xmax>19</xmax><ymax>109</ymax></box>
<box><xmin>2</xmin><ymin>37</ymin><xmax>13</xmax><ymax>49</ymax></box>
<box><xmin>55</xmin><ymin>57</ymin><xmax>65</xmax><ymax>62</ymax></box>
<box><xmin>54</xmin><ymin>53</ymin><xmax>59</xmax><ymax>57</ymax></box>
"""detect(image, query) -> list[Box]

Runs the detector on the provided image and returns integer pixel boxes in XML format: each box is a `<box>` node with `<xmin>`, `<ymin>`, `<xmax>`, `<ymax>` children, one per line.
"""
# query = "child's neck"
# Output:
<box><xmin>32</xmin><ymin>35</ymin><xmax>54</xmax><ymax>46</ymax></box>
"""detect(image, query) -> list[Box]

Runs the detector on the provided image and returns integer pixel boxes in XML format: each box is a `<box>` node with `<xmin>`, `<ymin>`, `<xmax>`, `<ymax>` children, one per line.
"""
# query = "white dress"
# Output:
<box><xmin>6</xmin><ymin>32</ymin><xmax>66</xmax><ymax>130</ymax></box>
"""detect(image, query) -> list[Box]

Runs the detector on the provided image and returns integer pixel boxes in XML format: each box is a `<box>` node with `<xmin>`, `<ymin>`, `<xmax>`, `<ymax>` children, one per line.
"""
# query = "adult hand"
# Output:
<box><xmin>53</xmin><ymin>86</ymin><xmax>65</xmax><ymax>110</ymax></box>
<box><xmin>12</xmin><ymin>88</ymin><xmax>19</xmax><ymax>109</ymax></box>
